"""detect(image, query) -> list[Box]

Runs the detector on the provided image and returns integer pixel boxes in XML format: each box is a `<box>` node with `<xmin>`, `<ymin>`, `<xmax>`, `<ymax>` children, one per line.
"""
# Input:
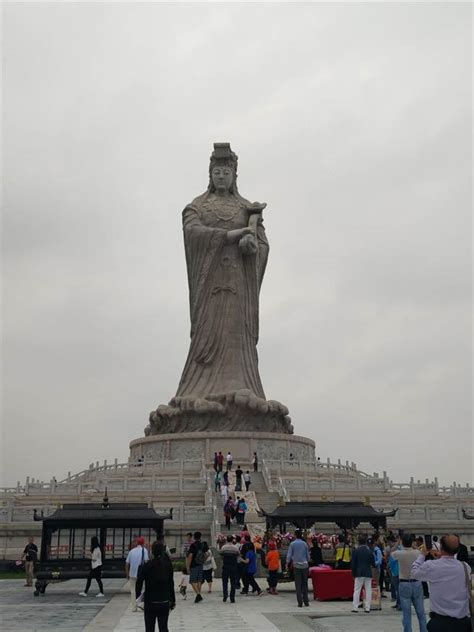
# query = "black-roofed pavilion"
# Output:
<box><xmin>259</xmin><ymin>501</ymin><xmax>397</xmax><ymax>531</ymax></box>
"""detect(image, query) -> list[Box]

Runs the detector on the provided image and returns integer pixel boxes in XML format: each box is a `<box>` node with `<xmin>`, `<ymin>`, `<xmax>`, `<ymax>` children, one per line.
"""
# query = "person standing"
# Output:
<box><xmin>186</xmin><ymin>531</ymin><xmax>205</xmax><ymax>603</ymax></box>
<box><xmin>411</xmin><ymin>534</ymin><xmax>471</xmax><ymax>632</ymax></box>
<box><xmin>334</xmin><ymin>534</ymin><xmax>351</xmax><ymax>570</ymax></box>
<box><xmin>309</xmin><ymin>538</ymin><xmax>323</xmax><ymax>567</ymax></box>
<box><xmin>22</xmin><ymin>536</ymin><xmax>38</xmax><ymax>587</ymax></box>
<box><xmin>226</xmin><ymin>452</ymin><xmax>233</xmax><ymax>471</ymax></box>
<box><xmin>220</xmin><ymin>482</ymin><xmax>229</xmax><ymax>507</ymax></box>
<box><xmin>252</xmin><ymin>452</ymin><xmax>258</xmax><ymax>472</ymax></box>
<box><xmin>286</xmin><ymin>529</ymin><xmax>310</xmax><ymax>607</ymax></box>
<box><xmin>242</xmin><ymin>541</ymin><xmax>263</xmax><ymax>596</ymax></box>
<box><xmin>217</xmin><ymin>452</ymin><xmax>224</xmax><ymax>472</ymax></box>
<box><xmin>125</xmin><ymin>536</ymin><xmax>149</xmax><ymax>611</ymax></box>
<box><xmin>219</xmin><ymin>535</ymin><xmax>240</xmax><ymax>603</ymax></box>
<box><xmin>224</xmin><ymin>497</ymin><xmax>234</xmax><ymax>530</ymax></box>
<box><xmin>415</xmin><ymin>536</ymin><xmax>430</xmax><ymax>598</ymax></box>
<box><xmin>243</xmin><ymin>471</ymin><xmax>251</xmax><ymax>492</ymax></box>
<box><xmin>213</xmin><ymin>452</ymin><xmax>219</xmax><ymax>472</ymax></box>
<box><xmin>456</xmin><ymin>536</ymin><xmax>469</xmax><ymax>563</ymax></box>
<box><xmin>265</xmin><ymin>541</ymin><xmax>280</xmax><ymax>595</ymax></box>
<box><xmin>236</xmin><ymin>497</ymin><xmax>247</xmax><ymax>525</ymax></box>
<box><xmin>182</xmin><ymin>533</ymin><xmax>193</xmax><ymax>558</ymax></box>
<box><xmin>79</xmin><ymin>536</ymin><xmax>104</xmax><ymax>597</ymax></box>
<box><xmin>235</xmin><ymin>466</ymin><xmax>243</xmax><ymax>492</ymax></box>
<box><xmin>351</xmin><ymin>535</ymin><xmax>374</xmax><ymax>613</ymax></box>
<box><xmin>136</xmin><ymin>541</ymin><xmax>175</xmax><ymax>632</ymax></box>
<box><xmin>214</xmin><ymin>470</ymin><xmax>222</xmax><ymax>493</ymax></box>
<box><xmin>371</xmin><ymin>538</ymin><xmax>383</xmax><ymax>586</ymax></box>
<box><xmin>391</xmin><ymin>534</ymin><xmax>427</xmax><ymax>632</ymax></box>
<box><xmin>387</xmin><ymin>536</ymin><xmax>401</xmax><ymax>610</ymax></box>
<box><xmin>234</xmin><ymin>534</ymin><xmax>244</xmax><ymax>589</ymax></box>
<box><xmin>202</xmin><ymin>542</ymin><xmax>215</xmax><ymax>593</ymax></box>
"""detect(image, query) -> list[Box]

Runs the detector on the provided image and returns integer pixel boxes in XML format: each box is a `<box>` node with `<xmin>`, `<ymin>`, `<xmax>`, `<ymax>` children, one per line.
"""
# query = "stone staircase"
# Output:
<box><xmin>248</xmin><ymin>471</ymin><xmax>279</xmax><ymax>514</ymax></box>
<box><xmin>210</xmin><ymin>467</ymin><xmax>279</xmax><ymax>539</ymax></box>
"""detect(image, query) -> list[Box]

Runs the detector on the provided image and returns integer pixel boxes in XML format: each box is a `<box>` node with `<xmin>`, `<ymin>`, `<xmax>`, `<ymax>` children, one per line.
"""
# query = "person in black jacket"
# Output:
<box><xmin>309</xmin><ymin>538</ymin><xmax>323</xmax><ymax>567</ymax></box>
<box><xmin>456</xmin><ymin>536</ymin><xmax>469</xmax><ymax>563</ymax></box>
<box><xmin>351</xmin><ymin>535</ymin><xmax>375</xmax><ymax>613</ymax></box>
<box><xmin>136</xmin><ymin>541</ymin><xmax>176</xmax><ymax>632</ymax></box>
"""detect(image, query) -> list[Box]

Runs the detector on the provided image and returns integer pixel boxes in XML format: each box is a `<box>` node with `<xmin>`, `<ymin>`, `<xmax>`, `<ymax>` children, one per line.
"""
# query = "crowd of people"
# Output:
<box><xmin>332</xmin><ymin>531</ymin><xmax>472</xmax><ymax>632</ymax></box>
<box><xmin>19</xmin><ymin>526</ymin><xmax>473</xmax><ymax>632</ymax></box>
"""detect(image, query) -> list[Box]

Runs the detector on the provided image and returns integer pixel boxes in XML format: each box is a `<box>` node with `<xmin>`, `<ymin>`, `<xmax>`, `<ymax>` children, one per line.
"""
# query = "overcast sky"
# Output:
<box><xmin>2</xmin><ymin>2</ymin><xmax>471</xmax><ymax>488</ymax></box>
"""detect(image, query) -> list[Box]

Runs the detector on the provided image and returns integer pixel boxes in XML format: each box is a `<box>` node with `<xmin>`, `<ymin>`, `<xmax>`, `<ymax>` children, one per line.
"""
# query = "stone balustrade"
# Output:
<box><xmin>0</xmin><ymin>458</ymin><xmax>206</xmax><ymax>498</ymax></box>
<box><xmin>262</xmin><ymin>459</ymin><xmax>474</xmax><ymax>499</ymax></box>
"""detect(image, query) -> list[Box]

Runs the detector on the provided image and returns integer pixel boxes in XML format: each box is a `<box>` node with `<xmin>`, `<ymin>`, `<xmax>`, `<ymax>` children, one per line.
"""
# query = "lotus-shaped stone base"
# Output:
<box><xmin>145</xmin><ymin>389</ymin><xmax>293</xmax><ymax>436</ymax></box>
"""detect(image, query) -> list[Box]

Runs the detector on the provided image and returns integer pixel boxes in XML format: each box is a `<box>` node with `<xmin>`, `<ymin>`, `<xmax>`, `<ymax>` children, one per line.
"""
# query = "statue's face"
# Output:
<box><xmin>211</xmin><ymin>166</ymin><xmax>233</xmax><ymax>192</ymax></box>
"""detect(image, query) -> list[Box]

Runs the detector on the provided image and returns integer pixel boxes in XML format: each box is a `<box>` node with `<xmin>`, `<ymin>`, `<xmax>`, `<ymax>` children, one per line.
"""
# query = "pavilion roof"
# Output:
<box><xmin>259</xmin><ymin>501</ymin><xmax>397</xmax><ymax>529</ymax></box>
<box><xmin>42</xmin><ymin>503</ymin><xmax>172</xmax><ymax>525</ymax></box>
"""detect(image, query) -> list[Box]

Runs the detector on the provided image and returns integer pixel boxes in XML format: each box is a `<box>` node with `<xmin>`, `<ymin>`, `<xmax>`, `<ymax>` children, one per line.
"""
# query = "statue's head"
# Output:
<box><xmin>208</xmin><ymin>142</ymin><xmax>238</xmax><ymax>194</ymax></box>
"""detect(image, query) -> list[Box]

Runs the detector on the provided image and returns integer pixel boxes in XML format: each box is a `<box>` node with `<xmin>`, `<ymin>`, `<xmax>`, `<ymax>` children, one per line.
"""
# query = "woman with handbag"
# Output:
<box><xmin>202</xmin><ymin>542</ymin><xmax>216</xmax><ymax>593</ymax></box>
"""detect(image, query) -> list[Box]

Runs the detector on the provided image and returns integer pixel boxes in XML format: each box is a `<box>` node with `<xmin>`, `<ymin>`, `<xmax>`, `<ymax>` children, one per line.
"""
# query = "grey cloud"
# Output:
<box><xmin>2</xmin><ymin>2</ymin><xmax>471</xmax><ymax>487</ymax></box>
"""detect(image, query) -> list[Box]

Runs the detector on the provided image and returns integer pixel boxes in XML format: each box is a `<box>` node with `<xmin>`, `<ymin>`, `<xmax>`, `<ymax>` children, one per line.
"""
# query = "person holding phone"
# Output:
<box><xmin>411</xmin><ymin>535</ymin><xmax>471</xmax><ymax>632</ymax></box>
<box><xmin>136</xmin><ymin>541</ymin><xmax>176</xmax><ymax>632</ymax></box>
<box><xmin>391</xmin><ymin>534</ymin><xmax>427</xmax><ymax>632</ymax></box>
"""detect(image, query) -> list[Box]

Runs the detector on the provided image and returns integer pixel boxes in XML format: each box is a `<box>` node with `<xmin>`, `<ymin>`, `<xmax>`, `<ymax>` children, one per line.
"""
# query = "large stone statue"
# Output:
<box><xmin>146</xmin><ymin>143</ymin><xmax>292</xmax><ymax>436</ymax></box>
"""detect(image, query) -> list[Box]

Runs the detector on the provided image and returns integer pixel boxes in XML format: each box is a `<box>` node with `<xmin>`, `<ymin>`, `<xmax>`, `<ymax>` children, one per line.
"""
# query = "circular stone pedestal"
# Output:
<box><xmin>130</xmin><ymin>431</ymin><xmax>315</xmax><ymax>463</ymax></box>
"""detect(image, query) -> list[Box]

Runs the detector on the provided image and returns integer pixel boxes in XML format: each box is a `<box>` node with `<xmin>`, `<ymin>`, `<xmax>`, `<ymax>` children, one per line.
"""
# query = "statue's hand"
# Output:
<box><xmin>247</xmin><ymin>202</ymin><xmax>267</xmax><ymax>214</ymax></box>
<box><xmin>239</xmin><ymin>234</ymin><xmax>257</xmax><ymax>256</ymax></box>
<box><xmin>227</xmin><ymin>227</ymin><xmax>253</xmax><ymax>243</ymax></box>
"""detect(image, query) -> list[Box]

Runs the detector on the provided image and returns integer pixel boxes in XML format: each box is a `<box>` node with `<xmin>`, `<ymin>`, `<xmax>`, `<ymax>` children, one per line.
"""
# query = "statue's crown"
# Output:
<box><xmin>209</xmin><ymin>142</ymin><xmax>238</xmax><ymax>173</ymax></box>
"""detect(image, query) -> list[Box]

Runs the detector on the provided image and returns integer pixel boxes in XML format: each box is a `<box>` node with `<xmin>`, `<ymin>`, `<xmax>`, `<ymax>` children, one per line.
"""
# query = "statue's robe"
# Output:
<box><xmin>176</xmin><ymin>192</ymin><xmax>269</xmax><ymax>400</ymax></box>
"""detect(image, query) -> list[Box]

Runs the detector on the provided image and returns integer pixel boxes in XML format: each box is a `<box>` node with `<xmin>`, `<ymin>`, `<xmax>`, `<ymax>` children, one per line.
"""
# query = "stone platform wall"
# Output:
<box><xmin>129</xmin><ymin>431</ymin><xmax>316</xmax><ymax>463</ymax></box>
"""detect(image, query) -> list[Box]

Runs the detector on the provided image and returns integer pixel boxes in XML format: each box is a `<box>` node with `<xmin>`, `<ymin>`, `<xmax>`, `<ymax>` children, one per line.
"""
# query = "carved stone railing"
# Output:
<box><xmin>0</xmin><ymin>468</ymin><xmax>207</xmax><ymax>498</ymax></box>
<box><xmin>210</xmin><ymin>501</ymin><xmax>220</xmax><ymax>546</ymax></box>
<box><xmin>261</xmin><ymin>459</ymin><xmax>274</xmax><ymax>493</ymax></box>
<box><xmin>276</xmin><ymin>476</ymin><xmax>290</xmax><ymax>503</ymax></box>
<box><xmin>1</xmin><ymin>458</ymin><xmax>206</xmax><ymax>491</ymax></box>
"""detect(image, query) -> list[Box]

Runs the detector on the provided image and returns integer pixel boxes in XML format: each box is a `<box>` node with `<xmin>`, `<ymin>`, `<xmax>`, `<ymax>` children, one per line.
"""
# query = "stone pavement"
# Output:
<box><xmin>0</xmin><ymin>576</ymin><xmax>431</xmax><ymax>631</ymax></box>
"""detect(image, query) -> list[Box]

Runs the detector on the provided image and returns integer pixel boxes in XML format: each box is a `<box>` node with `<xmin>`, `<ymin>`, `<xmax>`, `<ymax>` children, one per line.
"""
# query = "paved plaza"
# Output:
<box><xmin>0</xmin><ymin>575</ymin><xmax>432</xmax><ymax>631</ymax></box>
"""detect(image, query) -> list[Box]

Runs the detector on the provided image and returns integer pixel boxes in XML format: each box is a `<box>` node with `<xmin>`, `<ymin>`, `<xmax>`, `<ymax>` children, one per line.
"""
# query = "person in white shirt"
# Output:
<box><xmin>79</xmin><ymin>536</ymin><xmax>104</xmax><ymax>597</ymax></box>
<box><xmin>125</xmin><ymin>537</ymin><xmax>149</xmax><ymax>612</ymax></box>
<box><xmin>244</xmin><ymin>471</ymin><xmax>251</xmax><ymax>491</ymax></box>
<box><xmin>226</xmin><ymin>452</ymin><xmax>233</xmax><ymax>471</ymax></box>
<box><xmin>221</xmin><ymin>483</ymin><xmax>229</xmax><ymax>506</ymax></box>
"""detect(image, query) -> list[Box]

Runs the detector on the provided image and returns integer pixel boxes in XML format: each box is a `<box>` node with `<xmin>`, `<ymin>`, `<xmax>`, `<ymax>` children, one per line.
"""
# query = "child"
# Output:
<box><xmin>179</xmin><ymin>565</ymin><xmax>189</xmax><ymax>599</ymax></box>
